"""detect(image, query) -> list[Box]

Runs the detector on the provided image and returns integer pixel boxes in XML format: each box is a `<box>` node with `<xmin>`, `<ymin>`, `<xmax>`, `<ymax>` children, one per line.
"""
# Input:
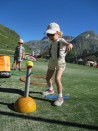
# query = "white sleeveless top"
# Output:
<box><xmin>50</xmin><ymin>38</ymin><xmax>67</xmax><ymax>61</ymax></box>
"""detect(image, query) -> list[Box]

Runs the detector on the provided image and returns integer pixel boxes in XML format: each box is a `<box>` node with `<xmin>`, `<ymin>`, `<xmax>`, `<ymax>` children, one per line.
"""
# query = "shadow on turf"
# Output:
<box><xmin>0</xmin><ymin>87</ymin><xmax>54</xmax><ymax>111</ymax></box>
<box><xmin>0</xmin><ymin>87</ymin><xmax>52</xmax><ymax>102</ymax></box>
<box><xmin>0</xmin><ymin>88</ymin><xmax>98</xmax><ymax>130</ymax></box>
<box><xmin>29</xmin><ymin>91</ymin><xmax>54</xmax><ymax>103</ymax></box>
<box><xmin>0</xmin><ymin>87</ymin><xmax>67</xmax><ymax>108</ymax></box>
<box><xmin>0</xmin><ymin>110</ymin><xmax>98</xmax><ymax>130</ymax></box>
<box><xmin>0</xmin><ymin>87</ymin><xmax>24</xmax><ymax>96</ymax></box>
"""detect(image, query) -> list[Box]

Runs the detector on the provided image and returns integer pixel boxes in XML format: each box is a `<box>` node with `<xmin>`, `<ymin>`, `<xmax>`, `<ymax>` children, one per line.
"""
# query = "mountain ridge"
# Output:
<box><xmin>0</xmin><ymin>24</ymin><xmax>98</xmax><ymax>62</ymax></box>
<box><xmin>25</xmin><ymin>30</ymin><xmax>98</xmax><ymax>57</ymax></box>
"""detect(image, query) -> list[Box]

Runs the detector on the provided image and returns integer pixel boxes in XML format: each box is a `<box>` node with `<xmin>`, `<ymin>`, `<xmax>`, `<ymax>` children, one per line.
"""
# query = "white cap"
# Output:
<box><xmin>45</xmin><ymin>22</ymin><xmax>60</xmax><ymax>34</ymax></box>
<box><xmin>18</xmin><ymin>39</ymin><xmax>24</xmax><ymax>43</ymax></box>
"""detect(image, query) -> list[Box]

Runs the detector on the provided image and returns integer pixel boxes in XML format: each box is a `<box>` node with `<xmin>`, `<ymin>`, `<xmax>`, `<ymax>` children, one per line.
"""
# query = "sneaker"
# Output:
<box><xmin>54</xmin><ymin>97</ymin><xmax>64</xmax><ymax>106</ymax></box>
<box><xmin>42</xmin><ymin>89</ymin><xmax>54</xmax><ymax>96</ymax></box>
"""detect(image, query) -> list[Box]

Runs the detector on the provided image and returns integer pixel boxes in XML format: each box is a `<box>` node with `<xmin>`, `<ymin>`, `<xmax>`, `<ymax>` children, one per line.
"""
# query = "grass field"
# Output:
<box><xmin>0</xmin><ymin>58</ymin><xmax>98</xmax><ymax>131</ymax></box>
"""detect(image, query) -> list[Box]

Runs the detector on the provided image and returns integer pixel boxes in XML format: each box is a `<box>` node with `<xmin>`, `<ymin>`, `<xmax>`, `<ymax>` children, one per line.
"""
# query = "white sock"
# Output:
<box><xmin>48</xmin><ymin>86</ymin><xmax>53</xmax><ymax>90</ymax></box>
<box><xmin>58</xmin><ymin>93</ymin><xmax>63</xmax><ymax>97</ymax></box>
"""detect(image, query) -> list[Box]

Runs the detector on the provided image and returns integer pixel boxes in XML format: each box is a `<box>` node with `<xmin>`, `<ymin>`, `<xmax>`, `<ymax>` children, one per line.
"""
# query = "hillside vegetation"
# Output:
<box><xmin>0</xmin><ymin>24</ymin><xmax>30</xmax><ymax>55</ymax></box>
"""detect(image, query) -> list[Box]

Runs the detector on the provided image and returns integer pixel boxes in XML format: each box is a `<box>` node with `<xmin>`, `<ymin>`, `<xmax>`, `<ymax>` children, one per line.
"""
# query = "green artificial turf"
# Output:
<box><xmin>0</xmin><ymin>59</ymin><xmax>98</xmax><ymax>131</ymax></box>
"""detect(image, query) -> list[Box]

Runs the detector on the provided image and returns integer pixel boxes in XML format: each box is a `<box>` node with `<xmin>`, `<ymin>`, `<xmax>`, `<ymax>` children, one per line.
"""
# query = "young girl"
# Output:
<box><xmin>14</xmin><ymin>39</ymin><xmax>25</xmax><ymax>70</ymax></box>
<box><xmin>42</xmin><ymin>22</ymin><xmax>73</xmax><ymax>106</ymax></box>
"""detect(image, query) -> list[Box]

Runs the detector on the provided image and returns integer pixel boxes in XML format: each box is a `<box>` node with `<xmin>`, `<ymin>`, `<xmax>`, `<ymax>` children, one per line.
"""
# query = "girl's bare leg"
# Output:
<box><xmin>42</xmin><ymin>69</ymin><xmax>55</xmax><ymax>96</ymax></box>
<box><xmin>46</xmin><ymin>69</ymin><xmax>55</xmax><ymax>87</ymax></box>
<box><xmin>54</xmin><ymin>69</ymin><xmax>64</xmax><ymax>106</ymax></box>
<box><xmin>55</xmin><ymin>69</ymin><xmax>63</xmax><ymax>94</ymax></box>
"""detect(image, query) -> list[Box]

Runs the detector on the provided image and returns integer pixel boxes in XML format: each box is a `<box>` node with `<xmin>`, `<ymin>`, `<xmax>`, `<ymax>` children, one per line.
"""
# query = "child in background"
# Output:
<box><xmin>14</xmin><ymin>39</ymin><xmax>25</xmax><ymax>70</ymax></box>
<box><xmin>42</xmin><ymin>22</ymin><xmax>73</xmax><ymax>106</ymax></box>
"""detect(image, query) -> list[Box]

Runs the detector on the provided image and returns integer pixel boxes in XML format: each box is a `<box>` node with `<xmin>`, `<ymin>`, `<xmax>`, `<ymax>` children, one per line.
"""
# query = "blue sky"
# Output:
<box><xmin>0</xmin><ymin>0</ymin><xmax>98</xmax><ymax>42</ymax></box>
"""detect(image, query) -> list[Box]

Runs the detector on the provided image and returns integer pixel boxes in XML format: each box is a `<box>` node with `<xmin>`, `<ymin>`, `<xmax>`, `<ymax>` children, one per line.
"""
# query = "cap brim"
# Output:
<box><xmin>18</xmin><ymin>42</ymin><xmax>23</xmax><ymax>44</ymax></box>
<box><xmin>46</xmin><ymin>29</ymin><xmax>56</xmax><ymax>34</ymax></box>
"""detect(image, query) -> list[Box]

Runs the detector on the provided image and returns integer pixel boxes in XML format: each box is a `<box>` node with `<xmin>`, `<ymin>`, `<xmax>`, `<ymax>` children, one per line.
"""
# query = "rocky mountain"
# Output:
<box><xmin>25</xmin><ymin>39</ymin><xmax>50</xmax><ymax>55</ymax></box>
<box><xmin>71</xmin><ymin>31</ymin><xmax>98</xmax><ymax>56</ymax></box>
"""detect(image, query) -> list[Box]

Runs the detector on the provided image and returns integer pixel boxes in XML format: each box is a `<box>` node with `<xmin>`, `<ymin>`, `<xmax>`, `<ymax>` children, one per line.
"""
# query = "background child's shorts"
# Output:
<box><xmin>15</xmin><ymin>55</ymin><xmax>23</xmax><ymax>62</ymax></box>
<box><xmin>48</xmin><ymin>59</ymin><xmax>66</xmax><ymax>71</ymax></box>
